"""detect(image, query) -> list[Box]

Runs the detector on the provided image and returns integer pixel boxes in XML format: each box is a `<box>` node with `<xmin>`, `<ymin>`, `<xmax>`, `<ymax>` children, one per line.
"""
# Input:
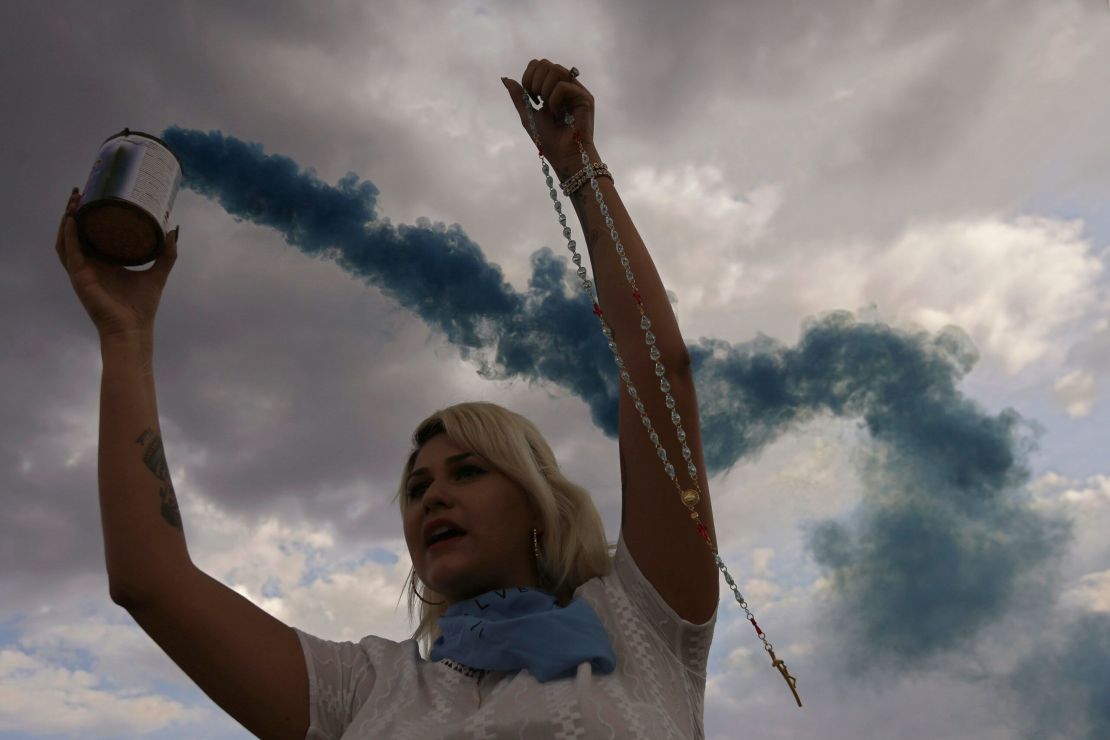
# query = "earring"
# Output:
<box><xmin>411</xmin><ymin>569</ymin><xmax>446</xmax><ymax>606</ymax></box>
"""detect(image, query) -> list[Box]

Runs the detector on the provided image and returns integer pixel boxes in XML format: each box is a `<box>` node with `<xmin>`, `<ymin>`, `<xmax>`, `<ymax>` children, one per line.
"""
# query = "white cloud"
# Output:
<box><xmin>1061</xmin><ymin>569</ymin><xmax>1110</xmax><ymax>613</ymax></box>
<box><xmin>740</xmin><ymin>215</ymin><xmax>1104</xmax><ymax>375</ymax></box>
<box><xmin>1052</xmin><ymin>369</ymin><xmax>1097</xmax><ymax>417</ymax></box>
<box><xmin>0</xmin><ymin>646</ymin><xmax>210</xmax><ymax>737</ymax></box>
<box><xmin>179</xmin><ymin>485</ymin><xmax>418</xmax><ymax>643</ymax></box>
<box><xmin>868</xmin><ymin>216</ymin><xmax>1104</xmax><ymax>374</ymax></box>
<box><xmin>619</xmin><ymin>166</ymin><xmax>785</xmax><ymax>316</ymax></box>
<box><xmin>751</xmin><ymin>547</ymin><xmax>775</xmax><ymax>576</ymax></box>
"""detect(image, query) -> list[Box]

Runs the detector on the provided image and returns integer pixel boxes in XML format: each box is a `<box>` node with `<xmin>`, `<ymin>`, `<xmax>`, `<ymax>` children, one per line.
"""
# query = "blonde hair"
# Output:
<box><xmin>393</xmin><ymin>401</ymin><xmax>615</xmax><ymax>659</ymax></box>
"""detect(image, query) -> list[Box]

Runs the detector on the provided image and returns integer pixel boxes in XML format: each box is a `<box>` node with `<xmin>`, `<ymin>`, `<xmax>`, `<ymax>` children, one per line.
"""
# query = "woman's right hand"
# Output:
<box><xmin>55</xmin><ymin>187</ymin><xmax>179</xmax><ymax>342</ymax></box>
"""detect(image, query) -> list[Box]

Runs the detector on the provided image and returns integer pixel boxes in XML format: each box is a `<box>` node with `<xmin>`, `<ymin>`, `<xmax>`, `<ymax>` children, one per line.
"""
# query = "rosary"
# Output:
<box><xmin>519</xmin><ymin>69</ymin><xmax>801</xmax><ymax>708</ymax></box>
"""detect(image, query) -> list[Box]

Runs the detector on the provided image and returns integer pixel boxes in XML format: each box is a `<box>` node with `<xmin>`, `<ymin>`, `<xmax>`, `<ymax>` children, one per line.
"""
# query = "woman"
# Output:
<box><xmin>56</xmin><ymin>58</ymin><xmax>719</xmax><ymax>739</ymax></box>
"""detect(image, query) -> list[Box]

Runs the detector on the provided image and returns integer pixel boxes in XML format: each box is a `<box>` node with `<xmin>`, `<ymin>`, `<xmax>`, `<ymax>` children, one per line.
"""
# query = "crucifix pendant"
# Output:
<box><xmin>773</xmin><ymin>657</ymin><xmax>802</xmax><ymax>707</ymax></box>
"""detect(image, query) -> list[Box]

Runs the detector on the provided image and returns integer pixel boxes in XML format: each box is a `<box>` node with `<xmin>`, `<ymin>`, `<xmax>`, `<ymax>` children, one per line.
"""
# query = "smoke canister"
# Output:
<box><xmin>74</xmin><ymin>129</ymin><xmax>183</xmax><ymax>267</ymax></box>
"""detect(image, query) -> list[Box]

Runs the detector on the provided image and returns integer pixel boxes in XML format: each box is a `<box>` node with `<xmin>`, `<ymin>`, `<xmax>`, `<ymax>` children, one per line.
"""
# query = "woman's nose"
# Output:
<box><xmin>421</xmin><ymin>481</ymin><xmax>450</xmax><ymax>509</ymax></box>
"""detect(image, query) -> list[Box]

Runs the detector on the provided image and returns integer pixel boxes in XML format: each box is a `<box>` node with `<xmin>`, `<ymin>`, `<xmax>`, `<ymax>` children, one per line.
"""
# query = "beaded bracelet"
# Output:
<box><xmin>560</xmin><ymin>162</ymin><xmax>612</xmax><ymax>196</ymax></box>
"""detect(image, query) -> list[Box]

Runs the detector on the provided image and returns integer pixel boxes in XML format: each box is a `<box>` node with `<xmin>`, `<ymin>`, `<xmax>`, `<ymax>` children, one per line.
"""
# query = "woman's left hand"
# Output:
<box><xmin>502</xmin><ymin>59</ymin><xmax>596</xmax><ymax>174</ymax></box>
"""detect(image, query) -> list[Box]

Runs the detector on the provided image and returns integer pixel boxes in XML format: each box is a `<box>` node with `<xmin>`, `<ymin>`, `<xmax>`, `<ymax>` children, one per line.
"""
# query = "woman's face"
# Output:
<box><xmin>403</xmin><ymin>432</ymin><xmax>543</xmax><ymax>605</ymax></box>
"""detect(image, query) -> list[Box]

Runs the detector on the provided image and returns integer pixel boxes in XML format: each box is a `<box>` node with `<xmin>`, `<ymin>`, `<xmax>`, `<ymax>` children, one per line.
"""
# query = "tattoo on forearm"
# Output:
<box><xmin>136</xmin><ymin>428</ymin><xmax>183</xmax><ymax>531</ymax></box>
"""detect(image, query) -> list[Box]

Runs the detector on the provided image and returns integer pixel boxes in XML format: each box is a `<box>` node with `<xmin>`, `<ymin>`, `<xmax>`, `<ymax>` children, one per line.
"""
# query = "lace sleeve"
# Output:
<box><xmin>292</xmin><ymin>627</ymin><xmax>376</xmax><ymax>739</ymax></box>
<box><xmin>612</xmin><ymin>532</ymin><xmax>717</xmax><ymax>674</ymax></box>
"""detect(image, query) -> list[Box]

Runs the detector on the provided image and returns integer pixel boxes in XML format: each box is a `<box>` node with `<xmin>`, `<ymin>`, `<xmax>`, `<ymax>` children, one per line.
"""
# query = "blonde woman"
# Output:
<box><xmin>57</xmin><ymin>58</ymin><xmax>719</xmax><ymax>738</ymax></box>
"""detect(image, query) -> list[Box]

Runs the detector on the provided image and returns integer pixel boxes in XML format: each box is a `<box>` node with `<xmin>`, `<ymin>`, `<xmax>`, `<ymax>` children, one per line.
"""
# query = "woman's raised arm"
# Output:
<box><xmin>503</xmin><ymin>62</ymin><xmax>719</xmax><ymax>625</ymax></box>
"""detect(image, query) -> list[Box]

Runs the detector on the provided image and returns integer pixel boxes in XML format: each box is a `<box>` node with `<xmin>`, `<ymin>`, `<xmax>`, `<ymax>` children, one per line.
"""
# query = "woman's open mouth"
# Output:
<box><xmin>428</xmin><ymin>532</ymin><xmax>466</xmax><ymax>550</ymax></box>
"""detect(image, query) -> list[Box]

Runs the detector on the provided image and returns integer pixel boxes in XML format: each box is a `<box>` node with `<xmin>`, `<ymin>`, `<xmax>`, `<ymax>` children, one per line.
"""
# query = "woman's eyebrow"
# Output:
<box><xmin>406</xmin><ymin>452</ymin><xmax>476</xmax><ymax>482</ymax></box>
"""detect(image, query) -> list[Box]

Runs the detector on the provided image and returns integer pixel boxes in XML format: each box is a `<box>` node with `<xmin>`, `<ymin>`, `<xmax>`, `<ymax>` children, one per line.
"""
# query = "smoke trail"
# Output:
<box><xmin>160</xmin><ymin>127</ymin><xmax>1083</xmax><ymax>689</ymax></box>
<box><xmin>1003</xmin><ymin>612</ymin><xmax>1110</xmax><ymax>740</ymax></box>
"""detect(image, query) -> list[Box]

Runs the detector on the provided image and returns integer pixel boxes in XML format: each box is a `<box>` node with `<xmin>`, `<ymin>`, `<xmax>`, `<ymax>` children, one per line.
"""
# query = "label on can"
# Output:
<box><xmin>85</xmin><ymin>135</ymin><xmax>181</xmax><ymax>232</ymax></box>
<box><xmin>77</xmin><ymin>129</ymin><xmax>183</xmax><ymax>266</ymax></box>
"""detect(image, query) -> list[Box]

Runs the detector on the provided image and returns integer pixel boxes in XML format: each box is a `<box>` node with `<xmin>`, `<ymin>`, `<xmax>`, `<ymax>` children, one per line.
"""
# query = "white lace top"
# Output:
<box><xmin>293</xmin><ymin>532</ymin><xmax>717</xmax><ymax>739</ymax></box>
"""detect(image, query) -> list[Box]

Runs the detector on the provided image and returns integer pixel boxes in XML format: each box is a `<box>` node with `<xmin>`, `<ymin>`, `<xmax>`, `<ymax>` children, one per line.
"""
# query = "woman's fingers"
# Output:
<box><xmin>61</xmin><ymin>210</ymin><xmax>88</xmax><ymax>275</ymax></box>
<box><xmin>547</xmin><ymin>80</ymin><xmax>590</xmax><ymax>123</ymax></box>
<box><xmin>56</xmin><ymin>189</ymin><xmax>82</xmax><ymax>271</ymax></box>
<box><xmin>539</xmin><ymin>64</ymin><xmax>564</xmax><ymax>105</ymax></box>
<box><xmin>55</xmin><ymin>212</ymin><xmax>67</xmax><ymax>269</ymax></box>
<box><xmin>522</xmin><ymin>59</ymin><xmax>547</xmax><ymax>105</ymax></box>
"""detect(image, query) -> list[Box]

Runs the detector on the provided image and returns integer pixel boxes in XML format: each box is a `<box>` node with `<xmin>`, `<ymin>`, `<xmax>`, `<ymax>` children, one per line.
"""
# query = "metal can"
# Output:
<box><xmin>75</xmin><ymin>128</ymin><xmax>183</xmax><ymax>267</ymax></box>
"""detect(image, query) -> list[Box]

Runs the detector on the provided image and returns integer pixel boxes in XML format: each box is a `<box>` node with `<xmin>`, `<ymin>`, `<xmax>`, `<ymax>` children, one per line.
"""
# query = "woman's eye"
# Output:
<box><xmin>407</xmin><ymin>466</ymin><xmax>482</xmax><ymax>498</ymax></box>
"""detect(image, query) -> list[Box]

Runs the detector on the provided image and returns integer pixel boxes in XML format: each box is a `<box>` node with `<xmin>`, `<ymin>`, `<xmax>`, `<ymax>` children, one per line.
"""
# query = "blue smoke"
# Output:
<box><xmin>160</xmin><ymin>127</ymin><xmax>1086</xmax><ymax>700</ymax></box>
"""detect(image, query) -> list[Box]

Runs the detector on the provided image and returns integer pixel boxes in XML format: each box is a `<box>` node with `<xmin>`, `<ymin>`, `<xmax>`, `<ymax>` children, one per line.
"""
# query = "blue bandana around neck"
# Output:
<box><xmin>429</xmin><ymin>587</ymin><xmax>617</xmax><ymax>682</ymax></box>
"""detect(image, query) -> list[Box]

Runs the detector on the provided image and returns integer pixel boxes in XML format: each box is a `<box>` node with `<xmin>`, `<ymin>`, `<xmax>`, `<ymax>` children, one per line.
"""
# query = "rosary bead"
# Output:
<box><xmin>645</xmin><ymin>331</ymin><xmax>656</xmax><ymax>346</ymax></box>
<box><xmin>657</xmin><ymin>447</ymin><xmax>668</xmax><ymax>461</ymax></box>
<box><xmin>677</xmin><ymin>429</ymin><xmax>686</xmax><ymax>442</ymax></box>
<box><xmin>621</xmin><ymin>256</ymin><xmax>630</xmax><ymax>268</ymax></box>
<box><xmin>671</xmin><ymin>410</ymin><xmax>682</xmax><ymax>425</ymax></box>
<box><xmin>635</xmin><ymin>400</ymin><xmax>646</xmax><ymax>414</ymax></box>
<box><xmin>625</xmin><ymin>269</ymin><xmax>634</xmax><ymax>282</ymax></box>
<box><xmin>640</xmin><ymin>315</ymin><xmax>651</xmax><ymax>330</ymax></box>
<box><xmin>682</xmin><ymin>489</ymin><xmax>700</xmax><ymax>507</ymax></box>
<box><xmin>688</xmin><ymin>463</ymin><xmax>698</xmax><ymax>479</ymax></box>
<box><xmin>641</xmin><ymin>415</ymin><xmax>652</xmax><ymax>429</ymax></box>
<box><xmin>659</xmin><ymin>377</ymin><xmax>670</xmax><ymax>392</ymax></box>
<box><xmin>545</xmin><ymin>175</ymin><xmax>553</xmax><ymax>187</ymax></box>
<box><xmin>664</xmin><ymin>463</ymin><xmax>675</xmax><ymax>478</ymax></box>
<box><xmin>563</xmin><ymin>226</ymin><xmax>572</xmax><ymax>239</ymax></box>
<box><xmin>620</xmin><ymin>371</ymin><xmax>631</xmax><ymax>384</ymax></box>
<box><xmin>605</xmin><ymin>216</ymin><xmax>614</xmax><ymax>228</ymax></box>
<box><xmin>600</xmin><ymin>204</ymin><xmax>609</xmax><ymax>217</ymax></box>
<box><xmin>665</xmin><ymin>394</ymin><xmax>676</xmax><ymax>409</ymax></box>
<box><xmin>654</xmin><ymin>362</ymin><xmax>665</xmax><ymax>377</ymax></box>
<box><xmin>572</xmin><ymin>252</ymin><xmax>581</xmax><ymax>265</ymax></box>
<box><xmin>559</xmin><ymin>214</ymin><xmax>566</xmax><ymax>226</ymax></box>
<box><xmin>650</xmin><ymin>346</ymin><xmax>662</xmax><ymax>361</ymax></box>
<box><xmin>579</xmin><ymin>266</ymin><xmax>589</xmax><ymax>279</ymax></box>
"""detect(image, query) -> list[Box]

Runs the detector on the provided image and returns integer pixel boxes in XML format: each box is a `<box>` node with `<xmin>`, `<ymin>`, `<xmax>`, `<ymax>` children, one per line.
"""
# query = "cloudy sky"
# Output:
<box><xmin>4</xmin><ymin>0</ymin><xmax>1109</xmax><ymax>738</ymax></box>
